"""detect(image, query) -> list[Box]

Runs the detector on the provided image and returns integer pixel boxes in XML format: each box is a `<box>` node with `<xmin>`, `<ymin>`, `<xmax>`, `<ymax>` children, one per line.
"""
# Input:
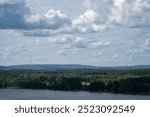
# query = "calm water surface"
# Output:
<box><xmin>0</xmin><ymin>89</ymin><xmax>150</xmax><ymax>100</ymax></box>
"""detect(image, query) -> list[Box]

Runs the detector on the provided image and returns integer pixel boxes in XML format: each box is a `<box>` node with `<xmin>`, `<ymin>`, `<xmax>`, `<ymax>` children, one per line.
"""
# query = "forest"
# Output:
<box><xmin>0</xmin><ymin>69</ymin><xmax>150</xmax><ymax>94</ymax></box>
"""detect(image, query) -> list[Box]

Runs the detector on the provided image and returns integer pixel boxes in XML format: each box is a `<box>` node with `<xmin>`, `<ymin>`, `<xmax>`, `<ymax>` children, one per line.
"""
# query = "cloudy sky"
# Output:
<box><xmin>0</xmin><ymin>0</ymin><xmax>150</xmax><ymax>66</ymax></box>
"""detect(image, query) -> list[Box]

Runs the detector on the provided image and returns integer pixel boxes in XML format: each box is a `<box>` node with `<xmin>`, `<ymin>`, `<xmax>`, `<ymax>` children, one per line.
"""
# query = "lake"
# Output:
<box><xmin>0</xmin><ymin>89</ymin><xmax>150</xmax><ymax>100</ymax></box>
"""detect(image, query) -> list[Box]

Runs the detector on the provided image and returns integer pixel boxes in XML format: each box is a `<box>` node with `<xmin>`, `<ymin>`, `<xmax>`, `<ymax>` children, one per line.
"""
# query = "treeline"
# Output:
<box><xmin>0</xmin><ymin>69</ymin><xmax>150</xmax><ymax>94</ymax></box>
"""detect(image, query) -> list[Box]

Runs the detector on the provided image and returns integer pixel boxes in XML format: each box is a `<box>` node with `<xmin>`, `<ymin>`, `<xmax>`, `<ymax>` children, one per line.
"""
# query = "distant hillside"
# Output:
<box><xmin>0</xmin><ymin>66</ymin><xmax>8</xmax><ymax>70</ymax></box>
<box><xmin>130</xmin><ymin>65</ymin><xmax>150</xmax><ymax>69</ymax></box>
<box><xmin>7</xmin><ymin>64</ymin><xmax>96</xmax><ymax>70</ymax></box>
<box><xmin>0</xmin><ymin>64</ymin><xmax>150</xmax><ymax>71</ymax></box>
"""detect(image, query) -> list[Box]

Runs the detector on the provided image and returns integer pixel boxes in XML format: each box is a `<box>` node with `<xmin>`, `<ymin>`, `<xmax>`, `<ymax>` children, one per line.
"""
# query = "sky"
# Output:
<box><xmin>0</xmin><ymin>0</ymin><xmax>150</xmax><ymax>66</ymax></box>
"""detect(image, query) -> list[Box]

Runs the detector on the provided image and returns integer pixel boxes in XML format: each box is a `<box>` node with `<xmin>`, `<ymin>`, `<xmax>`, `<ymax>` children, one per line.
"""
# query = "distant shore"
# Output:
<box><xmin>0</xmin><ymin>69</ymin><xmax>150</xmax><ymax>95</ymax></box>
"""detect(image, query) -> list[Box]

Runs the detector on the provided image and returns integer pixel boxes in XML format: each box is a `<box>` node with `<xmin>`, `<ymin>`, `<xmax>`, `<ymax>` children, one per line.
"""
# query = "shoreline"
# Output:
<box><xmin>1</xmin><ymin>87</ymin><xmax>150</xmax><ymax>96</ymax></box>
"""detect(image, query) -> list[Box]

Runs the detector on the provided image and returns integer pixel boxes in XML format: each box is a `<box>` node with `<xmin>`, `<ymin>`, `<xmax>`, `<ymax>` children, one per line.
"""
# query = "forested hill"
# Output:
<box><xmin>0</xmin><ymin>67</ymin><xmax>150</xmax><ymax>94</ymax></box>
<box><xmin>0</xmin><ymin>65</ymin><xmax>150</xmax><ymax>94</ymax></box>
<box><xmin>0</xmin><ymin>64</ymin><xmax>150</xmax><ymax>71</ymax></box>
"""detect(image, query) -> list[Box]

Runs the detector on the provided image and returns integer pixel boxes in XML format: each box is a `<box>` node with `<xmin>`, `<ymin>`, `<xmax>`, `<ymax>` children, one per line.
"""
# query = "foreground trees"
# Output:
<box><xmin>0</xmin><ymin>69</ymin><xmax>150</xmax><ymax>94</ymax></box>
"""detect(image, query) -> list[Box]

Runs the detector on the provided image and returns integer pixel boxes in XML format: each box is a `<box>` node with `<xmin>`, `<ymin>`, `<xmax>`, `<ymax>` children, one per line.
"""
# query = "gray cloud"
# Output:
<box><xmin>0</xmin><ymin>0</ymin><xmax>30</xmax><ymax>29</ymax></box>
<box><xmin>0</xmin><ymin>0</ymin><xmax>70</xmax><ymax>30</ymax></box>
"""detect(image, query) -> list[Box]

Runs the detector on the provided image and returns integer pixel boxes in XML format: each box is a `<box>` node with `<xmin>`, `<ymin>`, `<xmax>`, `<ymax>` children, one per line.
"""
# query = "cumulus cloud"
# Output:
<box><xmin>72</xmin><ymin>9</ymin><xmax>107</xmax><ymax>33</ymax></box>
<box><xmin>82</xmin><ymin>0</ymin><xmax>150</xmax><ymax>30</ymax></box>
<box><xmin>0</xmin><ymin>0</ymin><xmax>69</xmax><ymax>30</ymax></box>
<box><xmin>49</xmin><ymin>35</ymin><xmax>72</xmax><ymax>45</ymax></box>
<box><xmin>48</xmin><ymin>34</ymin><xmax>111</xmax><ymax>49</ymax></box>
<box><xmin>48</xmin><ymin>35</ymin><xmax>86</xmax><ymax>48</ymax></box>
<box><xmin>70</xmin><ymin>0</ymin><xmax>113</xmax><ymax>33</ymax></box>
<box><xmin>0</xmin><ymin>0</ymin><xmax>150</xmax><ymax>35</ymax></box>
<box><xmin>26</xmin><ymin>10</ymin><xmax>70</xmax><ymax>29</ymax></box>
<box><xmin>109</xmin><ymin>0</ymin><xmax>150</xmax><ymax>28</ymax></box>
<box><xmin>72</xmin><ymin>9</ymin><xmax>98</xmax><ymax>27</ymax></box>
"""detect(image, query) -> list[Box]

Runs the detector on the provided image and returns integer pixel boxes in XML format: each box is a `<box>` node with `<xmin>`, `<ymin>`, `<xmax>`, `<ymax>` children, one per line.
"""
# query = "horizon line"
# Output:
<box><xmin>1</xmin><ymin>64</ymin><xmax>150</xmax><ymax>67</ymax></box>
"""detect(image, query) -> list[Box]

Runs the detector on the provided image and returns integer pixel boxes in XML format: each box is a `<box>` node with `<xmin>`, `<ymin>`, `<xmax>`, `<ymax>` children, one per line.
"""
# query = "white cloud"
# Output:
<box><xmin>57</xmin><ymin>50</ymin><xmax>67</xmax><ymax>55</ymax></box>
<box><xmin>49</xmin><ymin>35</ymin><xmax>74</xmax><ymax>45</ymax></box>
<box><xmin>48</xmin><ymin>34</ymin><xmax>87</xmax><ymax>49</ymax></box>
<box><xmin>112</xmin><ymin>54</ymin><xmax>120</xmax><ymax>60</ymax></box>
<box><xmin>73</xmin><ymin>9</ymin><xmax>98</xmax><ymax>25</ymax></box>
<box><xmin>89</xmin><ymin>41</ymin><xmax>111</xmax><ymax>49</ymax></box>
<box><xmin>72</xmin><ymin>9</ymin><xmax>107</xmax><ymax>33</ymax></box>
<box><xmin>48</xmin><ymin>34</ymin><xmax>112</xmax><ymax>50</ymax></box>
<box><xmin>144</xmin><ymin>38</ymin><xmax>150</xmax><ymax>49</ymax></box>
<box><xmin>85</xmin><ymin>0</ymin><xmax>150</xmax><ymax>29</ymax></box>
<box><xmin>109</xmin><ymin>0</ymin><xmax>150</xmax><ymax>28</ymax></box>
<box><xmin>26</xmin><ymin>10</ymin><xmax>70</xmax><ymax>29</ymax></box>
<box><xmin>82</xmin><ymin>0</ymin><xmax>150</xmax><ymax>29</ymax></box>
<box><xmin>113</xmin><ymin>0</ymin><xmax>125</xmax><ymax>9</ymax></box>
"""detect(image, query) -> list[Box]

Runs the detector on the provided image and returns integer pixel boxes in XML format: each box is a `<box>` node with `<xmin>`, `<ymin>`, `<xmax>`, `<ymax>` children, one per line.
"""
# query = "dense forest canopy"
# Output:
<box><xmin>0</xmin><ymin>69</ymin><xmax>150</xmax><ymax>94</ymax></box>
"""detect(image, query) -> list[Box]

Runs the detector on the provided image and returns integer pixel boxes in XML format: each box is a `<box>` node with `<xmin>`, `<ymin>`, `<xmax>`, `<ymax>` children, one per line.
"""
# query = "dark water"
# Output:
<box><xmin>0</xmin><ymin>89</ymin><xmax>150</xmax><ymax>100</ymax></box>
